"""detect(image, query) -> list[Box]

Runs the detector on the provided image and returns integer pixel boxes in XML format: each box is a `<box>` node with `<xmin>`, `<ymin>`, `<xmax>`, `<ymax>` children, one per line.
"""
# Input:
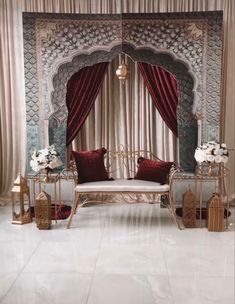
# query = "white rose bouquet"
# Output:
<box><xmin>30</xmin><ymin>145</ymin><xmax>63</xmax><ymax>173</ymax></box>
<box><xmin>194</xmin><ymin>141</ymin><xmax>229</xmax><ymax>164</ymax></box>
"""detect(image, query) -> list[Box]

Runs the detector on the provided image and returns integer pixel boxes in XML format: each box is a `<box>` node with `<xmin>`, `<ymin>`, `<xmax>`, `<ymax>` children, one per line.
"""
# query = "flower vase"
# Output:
<box><xmin>208</xmin><ymin>163</ymin><xmax>220</xmax><ymax>177</ymax></box>
<box><xmin>208</xmin><ymin>163</ymin><xmax>213</xmax><ymax>176</ymax></box>
<box><xmin>44</xmin><ymin>169</ymin><xmax>51</xmax><ymax>183</ymax></box>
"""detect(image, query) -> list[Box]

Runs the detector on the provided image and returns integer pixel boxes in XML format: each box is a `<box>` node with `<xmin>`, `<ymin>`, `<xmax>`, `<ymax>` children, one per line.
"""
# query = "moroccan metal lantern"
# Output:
<box><xmin>207</xmin><ymin>193</ymin><xmax>225</xmax><ymax>232</ymax></box>
<box><xmin>35</xmin><ymin>190</ymin><xmax>52</xmax><ymax>230</ymax></box>
<box><xmin>11</xmin><ymin>174</ymin><xmax>32</xmax><ymax>224</ymax></box>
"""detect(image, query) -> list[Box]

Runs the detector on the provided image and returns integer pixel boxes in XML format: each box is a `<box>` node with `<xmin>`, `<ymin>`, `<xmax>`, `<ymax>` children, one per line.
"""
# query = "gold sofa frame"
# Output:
<box><xmin>63</xmin><ymin>149</ymin><xmax>182</xmax><ymax>230</ymax></box>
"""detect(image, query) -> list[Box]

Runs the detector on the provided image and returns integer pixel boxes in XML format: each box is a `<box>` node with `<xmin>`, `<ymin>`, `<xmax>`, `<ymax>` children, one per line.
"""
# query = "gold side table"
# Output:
<box><xmin>28</xmin><ymin>172</ymin><xmax>61</xmax><ymax>222</ymax></box>
<box><xmin>171</xmin><ymin>163</ymin><xmax>230</xmax><ymax>229</ymax></box>
<box><xmin>195</xmin><ymin>163</ymin><xmax>230</xmax><ymax>229</ymax></box>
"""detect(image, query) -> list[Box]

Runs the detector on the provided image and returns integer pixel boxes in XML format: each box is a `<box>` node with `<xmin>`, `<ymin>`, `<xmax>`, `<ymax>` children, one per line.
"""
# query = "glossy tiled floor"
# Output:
<box><xmin>0</xmin><ymin>203</ymin><xmax>234</xmax><ymax>304</ymax></box>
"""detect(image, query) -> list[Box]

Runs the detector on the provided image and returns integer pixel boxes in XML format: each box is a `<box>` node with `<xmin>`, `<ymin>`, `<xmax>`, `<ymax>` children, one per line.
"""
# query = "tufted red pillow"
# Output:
<box><xmin>72</xmin><ymin>148</ymin><xmax>109</xmax><ymax>183</ymax></box>
<box><xmin>134</xmin><ymin>158</ymin><xmax>173</xmax><ymax>184</ymax></box>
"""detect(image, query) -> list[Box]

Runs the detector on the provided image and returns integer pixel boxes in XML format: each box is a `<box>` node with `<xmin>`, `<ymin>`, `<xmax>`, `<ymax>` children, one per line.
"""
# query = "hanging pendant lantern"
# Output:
<box><xmin>116</xmin><ymin>60</ymin><xmax>128</xmax><ymax>82</ymax></box>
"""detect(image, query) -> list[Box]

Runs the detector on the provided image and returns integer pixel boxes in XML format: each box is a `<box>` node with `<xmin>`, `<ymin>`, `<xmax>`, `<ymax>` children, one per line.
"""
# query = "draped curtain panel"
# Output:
<box><xmin>73</xmin><ymin>56</ymin><xmax>178</xmax><ymax>166</ymax></box>
<box><xmin>138</xmin><ymin>62</ymin><xmax>179</xmax><ymax>137</ymax></box>
<box><xmin>0</xmin><ymin>0</ymin><xmax>234</xmax><ymax>197</ymax></box>
<box><xmin>66</xmin><ymin>62</ymin><xmax>109</xmax><ymax>146</ymax></box>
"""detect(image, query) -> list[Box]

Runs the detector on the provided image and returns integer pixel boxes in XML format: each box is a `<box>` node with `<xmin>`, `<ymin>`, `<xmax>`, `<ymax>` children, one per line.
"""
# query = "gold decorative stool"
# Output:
<box><xmin>182</xmin><ymin>189</ymin><xmax>196</xmax><ymax>228</ymax></box>
<box><xmin>11</xmin><ymin>174</ymin><xmax>32</xmax><ymax>224</ymax></box>
<box><xmin>35</xmin><ymin>190</ymin><xmax>52</xmax><ymax>229</ymax></box>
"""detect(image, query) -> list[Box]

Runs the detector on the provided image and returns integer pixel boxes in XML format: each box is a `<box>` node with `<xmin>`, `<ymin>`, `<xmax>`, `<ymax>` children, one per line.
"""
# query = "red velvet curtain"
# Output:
<box><xmin>138</xmin><ymin>62</ymin><xmax>179</xmax><ymax>136</ymax></box>
<box><xmin>66</xmin><ymin>62</ymin><xmax>109</xmax><ymax>146</ymax></box>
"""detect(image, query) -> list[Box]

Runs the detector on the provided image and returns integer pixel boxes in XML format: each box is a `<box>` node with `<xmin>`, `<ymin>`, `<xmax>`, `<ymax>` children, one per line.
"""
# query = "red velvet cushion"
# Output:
<box><xmin>134</xmin><ymin>158</ymin><xmax>173</xmax><ymax>184</ymax></box>
<box><xmin>72</xmin><ymin>148</ymin><xmax>109</xmax><ymax>183</ymax></box>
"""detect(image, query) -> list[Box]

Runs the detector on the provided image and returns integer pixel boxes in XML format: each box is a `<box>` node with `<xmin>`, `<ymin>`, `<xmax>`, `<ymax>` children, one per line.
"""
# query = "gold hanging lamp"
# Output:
<box><xmin>116</xmin><ymin>56</ymin><xmax>128</xmax><ymax>82</ymax></box>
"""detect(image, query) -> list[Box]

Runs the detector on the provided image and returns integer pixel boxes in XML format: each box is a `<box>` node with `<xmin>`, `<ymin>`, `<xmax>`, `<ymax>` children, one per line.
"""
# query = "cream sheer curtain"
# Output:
<box><xmin>0</xmin><ymin>0</ymin><xmax>234</xmax><ymax>196</ymax></box>
<box><xmin>73</xmin><ymin>56</ymin><xmax>177</xmax><ymax>162</ymax></box>
<box><xmin>0</xmin><ymin>0</ymin><xmax>26</xmax><ymax>196</ymax></box>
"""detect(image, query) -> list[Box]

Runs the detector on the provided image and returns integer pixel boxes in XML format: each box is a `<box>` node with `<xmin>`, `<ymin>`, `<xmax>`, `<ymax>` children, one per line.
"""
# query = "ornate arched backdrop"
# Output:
<box><xmin>23</xmin><ymin>11</ymin><xmax>223</xmax><ymax>172</ymax></box>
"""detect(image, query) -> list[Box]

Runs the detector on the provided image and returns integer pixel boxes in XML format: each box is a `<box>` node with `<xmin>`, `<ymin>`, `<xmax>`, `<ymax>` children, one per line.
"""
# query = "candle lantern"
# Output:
<box><xmin>182</xmin><ymin>189</ymin><xmax>196</xmax><ymax>228</ymax></box>
<box><xmin>35</xmin><ymin>190</ymin><xmax>51</xmax><ymax>230</ymax></box>
<box><xmin>11</xmin><ymin>174</ymin><xmax>32</xmax><ymax>224</ymax></box>
<box><xmin>207</xmin><ymin>193</ymin><xmax>225</xmax><ymax>232</ymax></box>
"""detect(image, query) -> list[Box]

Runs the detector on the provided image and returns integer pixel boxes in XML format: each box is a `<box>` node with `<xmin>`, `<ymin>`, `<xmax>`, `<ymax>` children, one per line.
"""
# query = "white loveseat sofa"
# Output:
<box><xmin>65</xmin><ymin>148</ymin><xmax>181</xmax><ymax>229</ymax></box>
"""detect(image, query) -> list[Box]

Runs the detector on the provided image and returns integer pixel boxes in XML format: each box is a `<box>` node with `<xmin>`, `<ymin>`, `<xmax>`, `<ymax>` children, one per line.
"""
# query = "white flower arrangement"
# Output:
<box><xmin>30</xmin><ymin>145</ymin><xmax>63</xmax><ymax>173</ymax></box>
<box><xmin>194</xmin><ymin>141</ymin><xmax>229</xmax><ymax>164</ymax></box>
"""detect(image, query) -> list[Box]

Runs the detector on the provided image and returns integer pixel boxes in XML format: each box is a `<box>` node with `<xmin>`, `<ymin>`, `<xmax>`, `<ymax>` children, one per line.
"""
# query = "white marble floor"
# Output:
<box><xmin>0</xmin><ymin>203</ymin><xmax>234</xmax><ymax>304</ymax></box>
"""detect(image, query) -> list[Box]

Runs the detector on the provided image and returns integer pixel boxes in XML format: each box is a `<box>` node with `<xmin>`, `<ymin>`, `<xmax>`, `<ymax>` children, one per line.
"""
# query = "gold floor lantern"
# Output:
<box><xmin>11</xmin><ymin>174</ymin><xmax>32</xmax><ymax>224</ymax></box>
<box><xmin>35</xmin><ymin>190</ymin><xmax>52</xmax><ymax>230</ymax></box>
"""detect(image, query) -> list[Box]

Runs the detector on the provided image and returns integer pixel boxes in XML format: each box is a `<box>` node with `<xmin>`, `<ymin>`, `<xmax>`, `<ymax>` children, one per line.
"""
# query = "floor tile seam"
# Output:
<box><xmin>156</xmin><ymin>238</ymin><xmax>176</xmax><ymax>304</ymax></box>
<box><xmin>160</xmin><ymin>249</ymin><xmax>175</xmax><ymax>304</ymax></box>
<box><xmin>0</xmin><ymin>239</ymin><xmax>43</xmax><ymax>244</ymax></box>
<box><xmin>87</xmin><ymin>272</ymin><xmax>170</xmax><ymax>277</ymax></box>
<box><xmin>166</xmin><ymin>274</ymin><xmax>235</xmax><ymax>278</ymax></box>
<box><xmin>69</xmin><ymin>206</ymin><xmax>106</xmax><ymax>233</ymax></box>
<box><xmin>83</xmin><ymin>271</ymin><xmax>176</xmax><ymax>304</ymax></box>
<box><xmin>92</xmin><ymin>207</ymin><xmax>167</xmax><ymax>275</ymax></box>
<box><xmin>165</xmin><ymin>273</ymin><xmax>235</xmax><ymax>278</ymax></box>
<box><xmin>159</xmin><ymin>234</ymin><xmax>170</xmax><ymax>274</ymax></box>
<box><xmin>158</xmin><ymin>248</ymin><xmax>235</xmax><ymax>258</ymax></box>
<box><xmin>85</xmin><ymin>218</ymin><xmax>106</xmax><ymax>304</ymax></box>
<box><xmin>0</xmin><ymin>239</ymin><xmax>43</xmax><ymax>304</ymax></box>
<box><xmin>10</xmin><ymin>271</ymin><xmax>230</xmax><ymax>277</ymax></box>
<box><xmin>0</xmin><ymin>272</ymin><xmax>20</xmax><ymax>304</ymax></box>
<box><xmin>20</xmin><ymin>270</ymin><xmax>95</xmax><ymax>274</ymax></box>
<box><xmin>92</xmin><ymin>270</ymin><xmax>168</xmax><ymax>275</ymax></box>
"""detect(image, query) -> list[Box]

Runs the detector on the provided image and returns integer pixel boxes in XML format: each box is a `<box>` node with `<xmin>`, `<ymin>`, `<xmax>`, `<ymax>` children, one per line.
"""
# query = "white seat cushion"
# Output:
<box><xmin>74</xmin><ymin>178</ymin><xmax>169</xmax><ymax>193</ymax></box>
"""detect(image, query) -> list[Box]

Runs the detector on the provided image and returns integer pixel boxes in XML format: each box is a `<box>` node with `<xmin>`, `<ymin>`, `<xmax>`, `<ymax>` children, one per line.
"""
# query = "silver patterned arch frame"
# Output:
<box><xmin>49</xmin><ymin>42</ymin><xmax>197</xmax><ymax>171</ymax></box>
<box><xmin>23</xmin><ymin>11</ymin><xmax>223</xmax><ymax>173</ymax></box>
